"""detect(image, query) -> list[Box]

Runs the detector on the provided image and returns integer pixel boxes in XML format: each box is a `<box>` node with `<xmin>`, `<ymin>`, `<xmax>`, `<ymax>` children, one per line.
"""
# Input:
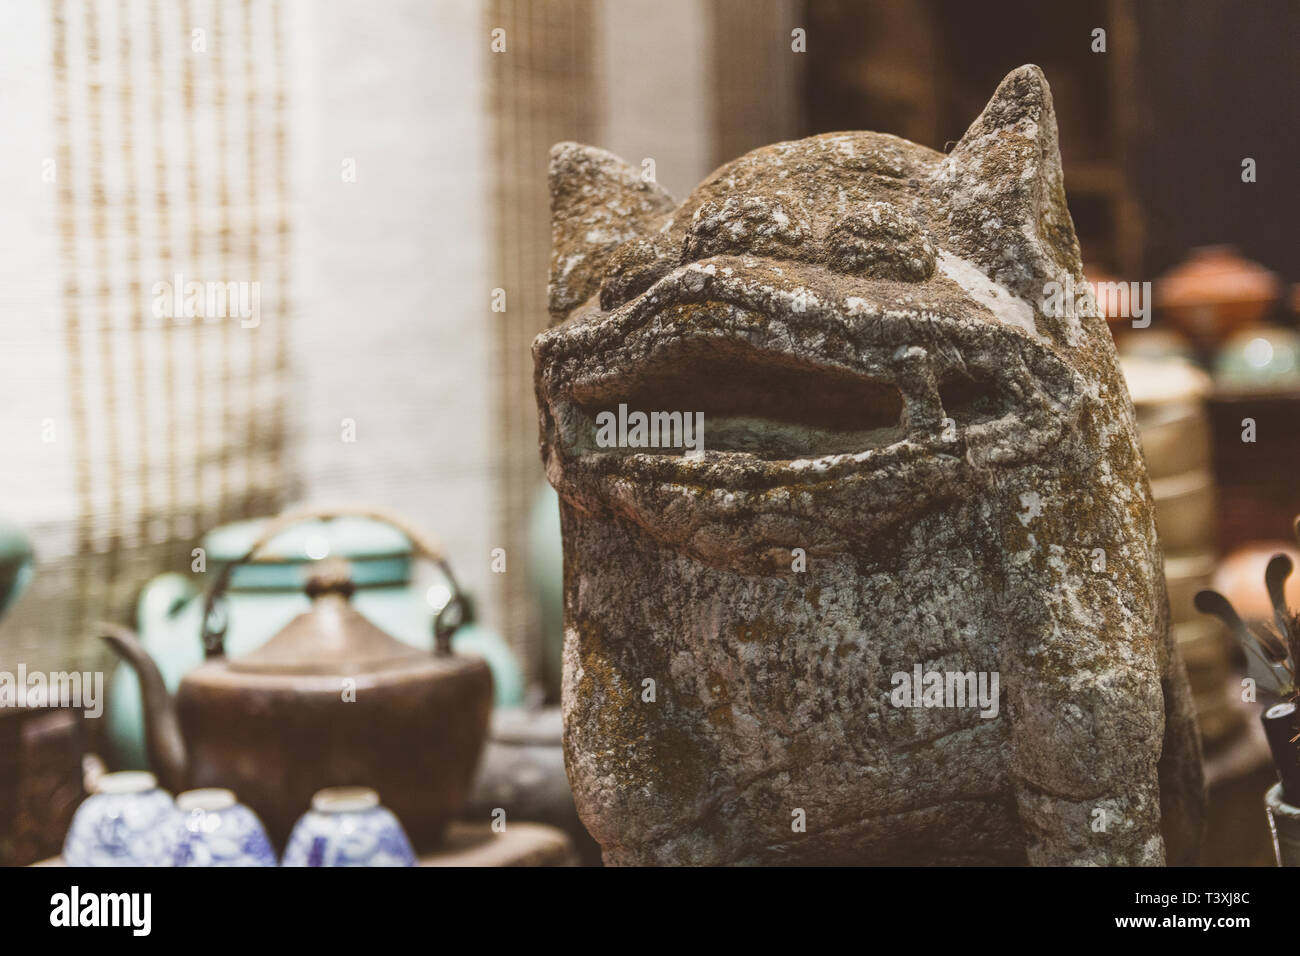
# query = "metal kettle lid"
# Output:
<box><xmin>227</xmin><ymin>560</ymin><xmax>425</xmax><ymax>676</ymax></box>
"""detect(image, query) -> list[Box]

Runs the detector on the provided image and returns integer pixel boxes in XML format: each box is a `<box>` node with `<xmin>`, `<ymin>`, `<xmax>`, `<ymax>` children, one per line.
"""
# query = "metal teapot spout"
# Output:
<box><xmin>100</xmin><ymin>623</ymin><xmax>188</xmax><ymax>793</ymax></box>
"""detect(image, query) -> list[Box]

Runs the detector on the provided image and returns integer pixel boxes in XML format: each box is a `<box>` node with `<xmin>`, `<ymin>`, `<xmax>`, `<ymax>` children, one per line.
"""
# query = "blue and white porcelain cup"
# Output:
<box><xmin>63</xmin><ymin>771</ymin><xmax>177</xmax><ymax>866</ymax></box>
<box><xmin>173</xmin><ymin>789</ymin><xmax>277</xmax><ymax>867</ymax></box>
<box><xmin>281</xmin><ymin>787</ymin><xmax>416</xmax><ymax>867</ymax></box>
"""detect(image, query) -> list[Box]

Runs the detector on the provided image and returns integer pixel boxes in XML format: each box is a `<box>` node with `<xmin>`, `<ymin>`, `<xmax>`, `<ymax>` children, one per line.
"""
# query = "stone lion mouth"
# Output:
<box><xmin>533</xmin><ymin>265</ymin><xmax>1082</xmax><ymax>554</ymax></box>
<box><xmin>542</xmin><ymin>314</ymin><xmax>1044</xmax><ymax>474</ymax></box>
<box><xmin>570</xmin><ymin>341</ymin><xmax>910</xmax><ymax>460</ymax></box>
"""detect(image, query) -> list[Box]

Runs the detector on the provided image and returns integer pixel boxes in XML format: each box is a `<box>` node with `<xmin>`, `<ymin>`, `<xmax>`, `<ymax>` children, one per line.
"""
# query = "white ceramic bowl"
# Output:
<box><xmin>63</xmin><ymin>771</ymin><xmax>178</xmax><ymax>866</ymax></box>
<box><xmin>281</xmin><ymin>787</ymin><xmax>416</xmax><ymax>867</ymax></box>
<box><xmin>173</xmin><ymin>788</ymin><xmax>277</xmax><ymax>866</ymax></box>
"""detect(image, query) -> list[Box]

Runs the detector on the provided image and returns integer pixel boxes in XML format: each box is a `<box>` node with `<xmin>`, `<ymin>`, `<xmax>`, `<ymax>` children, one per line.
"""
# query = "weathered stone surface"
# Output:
<box><xmin>534</xmin><ymin>66</ymin><xmax>1205</xmax><ymax>865</ymax></box>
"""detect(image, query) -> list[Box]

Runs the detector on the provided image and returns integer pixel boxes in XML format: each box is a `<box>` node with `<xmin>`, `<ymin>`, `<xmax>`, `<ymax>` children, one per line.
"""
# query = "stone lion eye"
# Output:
<box><xmin>683</xmin><ymin>195</ymin><xmax>807</xmax><ymax>261</ymax></box>
<box><xmin>826</xmin><ymin>202</ymin><xmax>936</xmax><ymax>281</ymax></box>
<box><xmin>599</xmin><ymin>234</ymin><xmax>680</xmax><ymax>311</ymax></box>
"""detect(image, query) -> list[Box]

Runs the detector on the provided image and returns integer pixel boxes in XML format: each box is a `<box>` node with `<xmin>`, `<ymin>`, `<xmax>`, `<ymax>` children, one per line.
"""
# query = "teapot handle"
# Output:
<box><xmin>198</xmin><ymin>502</ymin><xmax>467</xmax><ymax>660</ymax></box>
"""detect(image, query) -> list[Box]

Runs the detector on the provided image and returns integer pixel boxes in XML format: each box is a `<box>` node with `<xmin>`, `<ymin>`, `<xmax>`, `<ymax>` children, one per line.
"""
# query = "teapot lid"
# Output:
<box><xmin>227</xmin><ymin>560</ymin><xmax>425</xmax><ymax>676</ymax></box>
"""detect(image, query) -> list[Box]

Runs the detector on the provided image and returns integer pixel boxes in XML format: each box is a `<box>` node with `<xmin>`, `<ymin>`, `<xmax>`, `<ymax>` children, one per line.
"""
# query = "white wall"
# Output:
<box><xmin>0</xmin><ymin>1</ymin><xmax>72</xmax><ymax>540</ymax></box>
<box><xmin>286</xmin><ymin>0</ymin><xmax>497</xmax><ymax>625</ymax></box>
<box><xmin>600</xmin><ymin>0</ymin><xmax>715</xmax><ymax>200</ymax></box>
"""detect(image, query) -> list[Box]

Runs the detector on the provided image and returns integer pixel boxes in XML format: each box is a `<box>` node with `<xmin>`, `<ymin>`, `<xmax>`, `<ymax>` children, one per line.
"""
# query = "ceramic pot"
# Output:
<box><xmin>281</xmin><ymin>787</ymin><xmax>415</xmax><ymax>867</ymax></box>
<box><xmin>1212</xmin><ymin>544</ymin><xmax>1300</xmax><ymax>693</ymax></box>
<box><xmin>1120</xmin><ymin>355</ymin><xmax>1212</xmax><ymax>483</ymax></box>
<box><xmin>108</xmin><ymin>509</ymin><xmax>523</xmax><ymax>770</ymax></box>
<box><xmin>0</xmin><ymin>706</ymin><xmax>86</xmax><ymax>866</ymax></box>
<box><xmin>62</xmin><ymin>771</ymin><xmax>177</xmax><ymax>866</ymax></box>
<box><xmin>1164</xmin><ymin>550</ymin><xmax>1217</xmax><ymax>624</ymax></box>
<box><xmin>172</xmin><ymin>788</ymin><xmax>276</xmax><ymax>867</ymax></box>
<box><xmin>1157</xmin><ymin>245</ymin><xmax>1280</xmax><ymax>352</ymax></box>
<box><xmin>1265</xmin><ymin>783</ymin><xmax>1300</xmax><ymax>867</ymax></box>
<box><xmin>1149</xmin><ymin>471</ymin><xmax>1216</xmax><ymax>553</ymax></box>
<box><xmin>464</xmin><ymin>706</ymin><xmax>601</xmax><ymax>864</ymax></box>
<box><xmin>1117</xmin><ymin>329</ymin><xmax>1196</xmax><ymax>365</ymax></box>
<box><xmin>1213</xmin><ymin>544</ymin><xmax>1300</xmax><ymax>620</ymax></box>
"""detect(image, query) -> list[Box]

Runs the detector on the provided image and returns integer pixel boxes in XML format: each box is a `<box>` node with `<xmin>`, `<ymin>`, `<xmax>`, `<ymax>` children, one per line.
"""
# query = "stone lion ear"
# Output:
<box><xmin>548</xmin><ymin>142</ymin><xmax>676</xmax><ymax>323</ymax></box>
<box><xmin>935</xmin><ymin>65</ymin><xmax>1082</xmax><ymax>307</ymax></box>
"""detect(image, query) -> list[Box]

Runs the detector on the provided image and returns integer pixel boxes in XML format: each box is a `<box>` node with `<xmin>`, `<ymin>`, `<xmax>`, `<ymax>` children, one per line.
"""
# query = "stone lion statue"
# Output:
<box><xmin>533</xmin><ymin>65</ymin><xmax>1204</xmax><ymax>865</ymax></box>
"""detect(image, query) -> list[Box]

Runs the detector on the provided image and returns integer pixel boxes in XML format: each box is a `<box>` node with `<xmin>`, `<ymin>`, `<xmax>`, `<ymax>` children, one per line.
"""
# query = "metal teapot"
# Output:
<box><xmin>107</xmin><ymin>508</ymin><xmax>524</xmax><ymax>769</ymax></box>
<box><xmin>101</xmin><ymin>506</ymin><xmax>493</xmax><ymax>852</ymax></box>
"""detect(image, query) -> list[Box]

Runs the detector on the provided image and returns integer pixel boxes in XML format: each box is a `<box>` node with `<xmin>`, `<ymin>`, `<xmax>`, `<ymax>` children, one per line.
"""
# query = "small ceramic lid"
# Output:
<box><xmin>96</xmin><ymin>771</ymin><xmax>158</xmax><ymax>795</ymax></box>
<box><xmin>311</xmin><ymin>787</ymin><xmax>380</xmax><ymax>813</ymax></box>
<box><xmin>177</xmin><ymin>788</ymin><xmax>237</xmax><ymax>812</ymax></box>
<box><xmin>226</xmin><ymin>560</ymin><xmax>425</xmax><ymax>676</ymax></box>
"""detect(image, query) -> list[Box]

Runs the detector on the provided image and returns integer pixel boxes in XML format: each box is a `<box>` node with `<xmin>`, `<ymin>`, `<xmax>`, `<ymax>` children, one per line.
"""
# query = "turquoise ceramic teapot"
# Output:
<box><xmin>106</xmin><ymin>504</ymin><xmax>524</xmax><ymax>768</ymax></box>
<box><xmin>0</xmin><ymin>520</ymin><xmax>34</xmax><ymax>620</ymax></box>
<box><xmin>1214</xmin><ymin>326</ymin><xmax>1300</xmax><ymax>391</ymax></box>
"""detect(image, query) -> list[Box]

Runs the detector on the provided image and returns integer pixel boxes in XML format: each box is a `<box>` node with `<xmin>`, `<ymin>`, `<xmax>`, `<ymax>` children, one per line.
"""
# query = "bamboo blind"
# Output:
<box><xmin>0</xmin><ymin>0</ymin><xmax>292</xmax><ymax>675</ymax></box>
<box><xmin>486</xmin><ymin>0</ymin><xmax>602</xmax><ymax>692</ymax></box>
<box><xmin>707</xmin><ymin>0</ymin><xmax>805</xmax><ymax>169</ymax></box>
